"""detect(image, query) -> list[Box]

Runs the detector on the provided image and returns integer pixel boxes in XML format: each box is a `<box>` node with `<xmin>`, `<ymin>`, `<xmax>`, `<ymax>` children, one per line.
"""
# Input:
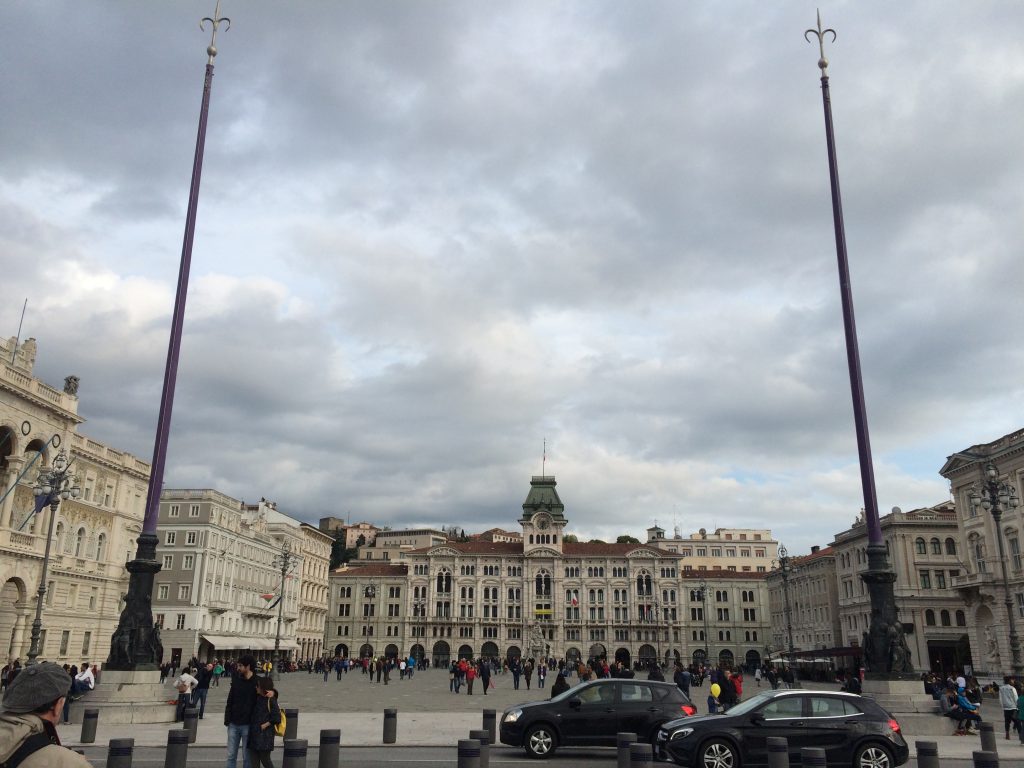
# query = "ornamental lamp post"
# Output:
<box><xmin>698</xmin><ymin>578</ymin><xmax>710</xmax><ymax>666</ymax></box>
<box><xmin>271</xmin><ymin>542</ymin><xmax>296</xmax><ymax>678</ymax></box>
<box><xmin>26</xmin><ymin>448</ymin><xmax>80</xmax><ymax>664</ymax></box>
<box><xmin>970</xmin><ymin>463</ymin><xmax>1023</xmax><ymax>677</ymax></box>
<box><xmin>775</xmin><ymin>544</ymin><xmax>797</xmax><ymax>660</ymax></box>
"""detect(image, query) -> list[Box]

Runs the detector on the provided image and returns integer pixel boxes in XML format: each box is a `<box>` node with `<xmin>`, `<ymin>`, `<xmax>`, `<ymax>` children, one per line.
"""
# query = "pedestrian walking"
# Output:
<box><xmin>754</xmin><ymin>667</ymin><xmax>762</xmax><ymax>687</ymax></box>
<box><xmin>173</xmin><ymin>667</ymin><xmax>199</xmax><ymax>722</ymax></box>
<box><xmin>479</xmin><ymin>660</ymin><xmax>491</xmax><ymax>695</ymax></box>
<box><xmin>225</xmin><ymin>654</ymin><xmax>259</xmax><ymax>768</ymax></box>
<box><xmin>247</xmin><ymin>678</ymin><xmax>281</xmax><ymax>768</ymax></box>
<box><xmin>467</xmin><ymin>663</ymin><xmax>476</xmax><ymax>695</ymax></box>
<box><xmin>524</xmin><ymin>660</ymin><xmax>533</xmax><ymax>690</ymax></box>
<box><xmin>194</xmin><ymin>663</ymin><xmax>214</xmax><ymax>719</ymax></box>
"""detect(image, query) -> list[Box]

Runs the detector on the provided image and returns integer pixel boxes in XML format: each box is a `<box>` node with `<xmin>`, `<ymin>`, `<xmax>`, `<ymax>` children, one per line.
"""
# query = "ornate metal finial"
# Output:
<box><xmin>804</xmin><ymin>9</ymin><xmax>836</xmax><ymax>76</ymax></box>
<box><xmin>200</xmin><ymin>0</ymin><xmax>231</xmax><ymax>64</ymax></box>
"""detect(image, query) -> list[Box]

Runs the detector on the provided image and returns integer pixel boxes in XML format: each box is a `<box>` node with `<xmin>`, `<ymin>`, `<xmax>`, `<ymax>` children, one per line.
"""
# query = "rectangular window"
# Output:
<box><xmin>1017</xmin><ymin>593</ymin><xmax>1024</xmax><ymax>619</ymax></box>
<box><xmin>169</xmin><ymin>505</ymin><xmax>180</xmax><ymax>518</ymax></box>
<box><xmin>158</xmin><ymin>585</ymin><xmax>169</xmax><ymax>600</ymax></box>
<box><xmin>60</xmin><ymin>630</ymin><xmax>70</xmax><ymax>655</ymax></box>
<box><xmin>178</xmin><ymin>585</ymin><xmax>190</xmax><ymax>600</ymax></box>
<box><xmin>154</xmin><ymin>614</ymin><xmax>165</xmax><ymax>628</ymax></box>
<box><xmin>183</xmin><ymin>555</ymin><xmax>194</xmax><ymax>570</ymax></box>
<box><xmin>1012</xmin><ymin>539</ymin><xmax>1022</xmax><ymax>572</ymax></box>
<box><xmin>81</xmin><ymin>631</ymin><xmax>91</xmax><ymax>656</ymax></box>
<box><xmin>186</xmin><ymin>531</ymin><xmax>197</xmax><ymax>545</ymax></box>
<box><xmin>920</xmin><ymin>570</ymin><xmax>932</xmax><ymax>589</ymax></box>
<box><xmin>162</xmin><ymin>555</ymin><xmax>174</xmax><ymax>569</ymax></box>
<box><xmin>935</xmin><ymin>571</ymin><xmax>946</xmax><ymax>590</ymax></box>
<box><xmin>176</xmin><ymin>614</ymin><xmax>186</xmax><ymax>630</ymax></box>
<box><xmin>189</xmin><ymin>504</ymin><xmax>200</xmax><ymax>517</ymax></box>
<box><xmin>165</xmin><ymin>532</ymin><xmax>176</xmax><ymax>545</ymax></box>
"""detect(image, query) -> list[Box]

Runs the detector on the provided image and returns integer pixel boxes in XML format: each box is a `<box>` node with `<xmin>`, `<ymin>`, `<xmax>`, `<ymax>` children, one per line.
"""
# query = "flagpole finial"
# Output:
<box><xmin>201</xmin><ymin>0</ymin><xmax>231</xmax><ymax>65</ymax></box>
<box><xmin>804</xmin><ymin>8</ymin><xmax>836</xmax><ymax>76</ymax></box>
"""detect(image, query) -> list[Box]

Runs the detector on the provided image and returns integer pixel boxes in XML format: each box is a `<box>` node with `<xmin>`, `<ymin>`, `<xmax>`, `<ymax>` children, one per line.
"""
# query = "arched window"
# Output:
<box><xmin>95</xmin><ymin>532</ymin><xmax>107</xmax><ymax>561</ymax></box>
<box><xmin>915</xmin><ymin>538</ymin><xmax>926</xmax><ymax>555</ymax></box>
<box><xmin>55</xmin><ymin>522</ymin><xmax>65</xmax><ymax>550</ymax></box>
<box><xmin>945</xmin><ymin>538</ymin><xmax>957</xmax><ymax>556</ymax></box>
<box><xmin>930</xmin><ymin>538</ymin><xmax>941</xmax><ymax>555</ymax></box>
<box><xmin>925</xmin><ymin>609</ymin><xmax>936</xmax><ymax>626</ymax></box>
<box><xmin>436</xmin><ymin>570</ymin><xmax>451</xmax><ymax>593</ymax></box>
<box><xmin>74</xmin><ymin>528</ymin><xmax>85</xmax><ymax>557</ymax></box>
<box><xmin>955</xmin><ymin>610</ymin><xmax>966</xmax><ymax>627</ymax></box>
<box><xmin>528</xmin><ymin>535</ymin><xmax>534</xmax><ymax>544</ymax></box>
<box><xmin>940</xmin><ymin>610</ymin><xmax>951</xmax><ymax>627</ymax></box>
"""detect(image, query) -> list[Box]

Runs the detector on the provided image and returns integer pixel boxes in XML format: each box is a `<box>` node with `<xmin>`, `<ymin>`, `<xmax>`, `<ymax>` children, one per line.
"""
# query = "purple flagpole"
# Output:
<box><xmin>805</xmin><ymin>12</ymin><xmax>912</xmax><ymax>679</ymax></box>
<box><xmin>106</xmin><ymin>2</ymin><xmax>230</xmax><ymax>671</ymax></box>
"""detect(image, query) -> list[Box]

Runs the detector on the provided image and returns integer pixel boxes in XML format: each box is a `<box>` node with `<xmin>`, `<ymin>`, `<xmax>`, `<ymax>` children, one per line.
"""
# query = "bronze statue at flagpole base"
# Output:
<box><xmin>860</xmin><ymin>544</ymin><xmax>914</xmax><ymax>679</ymax></box>
<box><xmin>105</xmin><ymin>533</ymin><xmax>163</xmax><ymax>670</ymax></box>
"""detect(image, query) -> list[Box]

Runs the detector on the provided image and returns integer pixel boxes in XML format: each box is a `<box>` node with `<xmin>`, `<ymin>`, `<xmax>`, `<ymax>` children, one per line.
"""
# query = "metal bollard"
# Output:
<box><xmin>183</xmin><ymin>708</ymin><xmax>199</xmax><ymax>744</ymax></box>
<box><xmin>617</xmin><ymin>732</ymin><xmax>638</xmax><ymax>768</ymax></box>
<box><xmin>80</xmin><ymin>708</ymin><xmax>99</xmax><ymax>744</ymax></box>
<box><xmin>457</xmin><ymin>738</ymin><xmax>481</xmax><ymax>768</ymax></box>
<box><xmin>470</xmin><ymin>729</ymin><xmax>490</xmax><ymax>768</ymax></box>
<box><xmin>980</xmin><ymin>722</ymin><xmax>998</xmax><ymax>755</ymax></box>
<box><xmin>106</xmin><ymin>737</ymin><xmax>134</xmax><ymax>768</ymax></box>
<box><xmin>767</xmin><ymin>736</ymin><xmax>789</xmax><ymax>768</ymax></box>
<box><xmin>283</xmin><ymin>738</ymin><xmax>308</xmax><ymax>768</ymax></box>
<box><xmin>318</xmin><ymin>728</ymin><xmax>340</xmax><ymax>768</ymax></box>
<box><xmin>972</xmin><ymin>751</ymin><xmax>999</xmax><ymax>768</ymax></box>
<box><xmin>916</xmin><ymin>740</ymin><xmax>939</xmax><ymax>768</ymax></box>
<box><xmin>164</xmin><ymin>729</ymin><xmax>189</xmax><ymax>768</ymax></box>
<box><xmin>800</xmin><ymin>747</ymin><xmax>826</xmax><ymax>767</ymax></box>
<box><xmin>383</xmin><ymin>708</ymin><xmax>397</xmax><ymax>744</ymax></box>
<box><xmin>285</xmin><ymin>708</ymin><xmax>299</xmax><ymax>741</ymax></box>
<box><xmin>629</xmin><ymin>742</ymin><xmax>653</xmax><ymax>767</ymax></box>
<box><xmin>482</xmin><ymin>708</ymin><xmax>496</xmax><ymax>745</ymax></box>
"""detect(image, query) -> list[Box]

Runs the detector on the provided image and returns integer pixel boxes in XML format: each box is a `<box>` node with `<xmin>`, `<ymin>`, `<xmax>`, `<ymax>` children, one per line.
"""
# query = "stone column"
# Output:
<box><xmin>10</xmin><ymin>610</ymin><xmax>27</xmax><ymax>660</ymax></box>
<box><xmin>1</xmin><ymin>457</ymin><xmax>27</xmax><ymax>528</ymax></box>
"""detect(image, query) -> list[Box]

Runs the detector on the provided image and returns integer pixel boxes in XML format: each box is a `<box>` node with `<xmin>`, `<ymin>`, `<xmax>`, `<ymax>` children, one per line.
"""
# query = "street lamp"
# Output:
<box><xmin>970</xmin><ymin>463</ymin><xmax>1023</xmax><ymax>677</ymax></box>
<box><xmin>774</xmin><ymin>544</ymin><xmax>797</xmax><ymax>660</ymax></box>
<box><xmin>271</xmin><ymin>542</ymin><xmax>296</xmax><ymax>677</ymax></box>
<box><xmin>698</xmin><ymin>578</ymin><xmax>710</xmax><ymax>667</ymax></box>
<box><xmin>27</xmin><ymin>448</ymin><xmax>80</xmax><ymax>664</ymax></box>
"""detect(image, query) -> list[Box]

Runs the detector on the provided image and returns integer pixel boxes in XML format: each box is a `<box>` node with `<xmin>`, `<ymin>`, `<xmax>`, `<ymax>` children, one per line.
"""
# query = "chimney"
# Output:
<box><xmin>811</xmin><ymin>545</ymin><xmax>820</xmax><ymax>554</ymax></box>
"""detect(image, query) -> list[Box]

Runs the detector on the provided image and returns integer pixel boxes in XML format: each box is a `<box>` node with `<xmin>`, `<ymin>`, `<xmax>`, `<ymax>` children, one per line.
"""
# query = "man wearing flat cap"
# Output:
<box><xmin>0</xmin><ymin>662</ymin><xmax>90</xmax><ymax>767</ymax></box>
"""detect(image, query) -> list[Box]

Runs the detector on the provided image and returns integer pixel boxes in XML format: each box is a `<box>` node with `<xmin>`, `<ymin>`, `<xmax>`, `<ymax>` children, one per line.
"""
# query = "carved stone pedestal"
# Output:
<box><xmin>861</xmin><ymin>678</ymin><xmax>946</xmax><ymax>736</ymax></box>
<box><xmin>66</xmin><ymin>670</ymin><xmax>176</xmax><ymax>725</ymax></box>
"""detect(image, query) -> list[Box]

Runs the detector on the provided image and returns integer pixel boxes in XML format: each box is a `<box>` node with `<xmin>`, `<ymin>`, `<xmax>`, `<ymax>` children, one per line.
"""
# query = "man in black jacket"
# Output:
<box><xmin>225</xmin><ymin>655</ymin><xmax>258</xmax><ymax>768</ymax></box>
<box><xmin>718</xmin><ymin>670</ymin><xmax>739</xmax><ymax>711</ymax></box>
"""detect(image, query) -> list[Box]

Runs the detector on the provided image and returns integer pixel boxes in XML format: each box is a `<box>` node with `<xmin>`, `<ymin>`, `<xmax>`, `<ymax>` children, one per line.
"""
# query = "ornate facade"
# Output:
<box><xmin>326</xmin><ymin>476</ymin><xmax>771</xmax><ymax>671</ymax></box>
<box><xmin>1</xmin><ymin>337</ymin><xmax>150</xmax><ymax>665</ymax></box>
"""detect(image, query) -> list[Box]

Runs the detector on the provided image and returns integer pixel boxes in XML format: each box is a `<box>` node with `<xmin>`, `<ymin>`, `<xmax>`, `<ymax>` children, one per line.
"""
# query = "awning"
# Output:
<box><xmin>200</xmin><ymin>634</ymin><xmax>300</xmax><ymax>651</ymax></box>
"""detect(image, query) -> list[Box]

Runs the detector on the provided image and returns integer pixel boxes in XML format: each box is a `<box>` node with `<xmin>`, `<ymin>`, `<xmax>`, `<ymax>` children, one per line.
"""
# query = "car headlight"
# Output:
<box><xmin>669</xmin><ymin>727</ymin><xmax>694</xmax><ymax>741</ymax></box>
<box><xmin>503</xmin><ymin>709</ymin><xmax>523</xmax><ymax>724</ymax></box>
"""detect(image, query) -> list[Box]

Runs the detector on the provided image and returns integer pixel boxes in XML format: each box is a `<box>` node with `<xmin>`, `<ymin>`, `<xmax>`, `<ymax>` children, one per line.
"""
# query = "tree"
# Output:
<box><xmin>587</xmin><ymin>538</ymin><xmax>607</xmax><ymax>545</ymax></box>
<box><xmin>616</xmin><ymin>535</ymin><xmax>641</xmax><ymax>544</ymax></box>
<box><xmin>562</xmin><ymin>534</ymin><xmax>579</xmax><ymax>543</ymax></box>
<box><xmin>356</xmin><ymin>534</ymin><xmax>366</xmax><ymax>547</ymax></box>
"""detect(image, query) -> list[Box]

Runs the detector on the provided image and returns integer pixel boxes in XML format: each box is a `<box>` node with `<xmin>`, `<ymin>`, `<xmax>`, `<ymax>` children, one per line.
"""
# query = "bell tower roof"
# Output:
<box><xmin>521</xmin><ymin>475</ymin><xmax>565</xmax><ymax>522</ymax></box>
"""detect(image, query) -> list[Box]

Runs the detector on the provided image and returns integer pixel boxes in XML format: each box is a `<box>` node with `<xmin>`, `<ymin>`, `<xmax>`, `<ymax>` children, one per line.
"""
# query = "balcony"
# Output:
<box><xmin>952</xmin><ymin>571</ymin><xmax>997</xmax><ymax>590</ymax></box>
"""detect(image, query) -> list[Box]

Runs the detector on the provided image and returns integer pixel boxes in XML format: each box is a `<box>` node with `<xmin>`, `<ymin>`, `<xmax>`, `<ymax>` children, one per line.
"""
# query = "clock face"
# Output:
<box><xmin>537</xmin><ymin>517</ymin><xmax>550</xmax><ymax>530</ymax></box>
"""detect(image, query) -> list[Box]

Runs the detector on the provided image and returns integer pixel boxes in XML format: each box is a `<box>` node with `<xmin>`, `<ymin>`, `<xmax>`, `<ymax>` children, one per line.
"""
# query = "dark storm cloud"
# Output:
<box><xmin>3</xmin><ymin>2</ymin><xmax>1024</xmax><ymax>551</ymax></box>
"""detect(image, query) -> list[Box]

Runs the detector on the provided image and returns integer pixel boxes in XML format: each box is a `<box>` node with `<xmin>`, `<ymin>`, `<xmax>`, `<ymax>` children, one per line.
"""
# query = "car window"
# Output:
<box><xmin>578</xmin><ymin>683</ymin><xmax>615</xmax><ymax>705</ymax></box>
<box><xmin>621</xmin><ymin>683</ymin><xmax>654</xmax><ymax>703</ymax></box>
<box><xmin>652</xmin><ymin>685</ymin><xmax>681</xmax><ymax>702</ymax></box>
<box><xmin>808</xmin><ymin>697</ymin><xmax>847</xmax><ymax>718</ymax></box>
<box><xmin>842</xmin><ymin>700</ymin><xmax>864</xmax><ymax>716</ymax></box>
<box><xmin>759</xmin><ymin>696</ymin><xmax>804</xmax><ymax>719</ymax></box>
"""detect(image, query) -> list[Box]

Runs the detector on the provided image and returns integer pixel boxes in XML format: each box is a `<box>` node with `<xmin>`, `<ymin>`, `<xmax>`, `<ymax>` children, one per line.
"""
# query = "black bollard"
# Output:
<box><xmin>285</xmin><ymin>708</ymin><xmax>299</xmax><ymax>741</ymax></box>
<box><xmin>183</xmin><ymin>708</ymin><xmax>199</xmax><ymax>744</ymax></box>
<box><xmin>80</xmin><ymin>708</ymin><xmax>99</xmax><ymax>744</ymax></box>
<box><xmin>470</xmin><ymin>729</ymin><xmax>490</xmax><ymax>768</ymax></box>
<box><xmin>980</xmin><ymin>722</ymin><xmax>998</xmax><ymax>755</ymax></box>
<box><xmin>283</xmin><ymin>738</ymin><xmax>308</xmax><ymax>768</ymax></box>
<box><xmin>767</xmin><ymin>736</ymin><xmax>789</xmax><ymax>768</ymax></box>
<box><xmin>164</xmin><ymin>729</ymin><xmax>189</xmax><ymax>768</ymax></box>
<box><xmin>457</xmin><ymin>738</ymin><xmax>481</xmax><ymax>768</ymax></box>
<box><xmin>106</xmin><ymin>737</ymin><xmax>134</xmax><ymax>768</ymax></box>
<box><xmin>972</xmin><ymin>751</ymin><xmax>999</xmax><ymax>768</ymax></box>
<box><xmin>482</xmin><ymin>708</ymin><xmax>496</xmax><ymax>745</ymax></box>
<box><xmin>629</xmin><ymin>742</ymin><xmax>653</xmax><ymax>767</ymax></box>
<box><xmin>800</xmin><ymin>747</ymin><xmax>826</xmax><ymax>767</ymax></box>
<box><xmin>617</xmin><ymin>732</ymin><xmax>637</xmax><ymax>768</ymax></box>
<box><xmin>383</xmin><ymin>708</ymin><xmax>397</xmax><ymax>744</ymax></box>
<box><xmin>916</xmin><ymin>740</ymin><xmax>939</xmax><ymax>768</ymax></box>
<box><xmin>318</xmin><ymin>729</ymin><xmax>340</xmax><ymax>768</ymax></box>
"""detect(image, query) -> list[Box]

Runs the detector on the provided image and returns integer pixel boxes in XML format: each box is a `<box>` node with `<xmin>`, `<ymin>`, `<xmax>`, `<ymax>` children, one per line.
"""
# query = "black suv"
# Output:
<box><xmin>655</xmin><ymin>689</ymin><xmax>909</xmax><ymax>768</ymax></box>
<box><xmin>500</xmin><ymin>678</ymin><xmax>695</xmax><ymax>758</ymax></box>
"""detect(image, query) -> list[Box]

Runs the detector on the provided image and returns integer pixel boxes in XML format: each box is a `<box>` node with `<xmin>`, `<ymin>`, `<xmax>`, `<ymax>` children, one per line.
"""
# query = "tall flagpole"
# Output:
<box><xmin>106</xmin><ymin>2</ymin><xmax>230</xmax><ymax>671</ymax></box>
<box><xmin>805</xmin><ymin>11</ymin><xmax>912</xmax><ymax>678</ymax></box>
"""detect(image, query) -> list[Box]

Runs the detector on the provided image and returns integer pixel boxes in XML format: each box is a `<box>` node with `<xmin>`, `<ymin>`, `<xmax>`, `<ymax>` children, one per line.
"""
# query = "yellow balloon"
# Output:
<box><xmin>710</xmin><ymin>683</ymin><xmax>721</xmax><ymax>698</ymax></box>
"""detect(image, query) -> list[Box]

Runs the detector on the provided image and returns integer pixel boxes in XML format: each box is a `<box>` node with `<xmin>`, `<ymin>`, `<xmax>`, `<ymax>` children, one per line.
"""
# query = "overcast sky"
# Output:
<box><xmin>3</xmin><ymin>1</ymin><xmax>1023</xmax><ymax>554</ymax></box>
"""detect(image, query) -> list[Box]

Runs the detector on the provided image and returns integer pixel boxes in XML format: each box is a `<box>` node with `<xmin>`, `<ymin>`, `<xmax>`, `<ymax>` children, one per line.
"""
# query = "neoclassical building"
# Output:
<box><xmin>1</xmin><ymin>337</ymin><xmax>150</xmax><ymax>665</ymax></box>
<box><xmin>326</xmin><ymin>475</ymin><xmax>771</xmax><ymax>671</ymax></box>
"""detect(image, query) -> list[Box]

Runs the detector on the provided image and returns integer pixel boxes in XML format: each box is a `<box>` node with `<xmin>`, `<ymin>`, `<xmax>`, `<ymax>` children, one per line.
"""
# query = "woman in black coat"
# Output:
<box><xmin>550</xmin><ymin>672</ymin><xmax>570</xmax><ymax>698</ymax></box>
<box><xmin>248</xmin><ymin>677</ymin><xmax>282</xmax><ymax>767</ymax></box>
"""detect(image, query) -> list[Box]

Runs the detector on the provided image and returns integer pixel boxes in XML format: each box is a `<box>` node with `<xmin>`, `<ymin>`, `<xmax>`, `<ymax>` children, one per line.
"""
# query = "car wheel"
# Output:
<box><xmin>853</xmin><ymin>743</ymin><xmax>894</xmax><ymax>768</ymax></box>
<box><xmin>699</xmin><ymin>738</ymin><xmax>739</xmax><ymax>768</ymax></box>
<box><xmin>524</xmin><ymin>724</ymin><xmax>557</xmax><ymax>759</ymax></box>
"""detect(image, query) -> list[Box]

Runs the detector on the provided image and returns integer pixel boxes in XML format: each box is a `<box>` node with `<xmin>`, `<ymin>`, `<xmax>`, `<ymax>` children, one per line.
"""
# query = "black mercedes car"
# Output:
<box><xmin>500</xmin><ymin>678</ymin><xmax>696</xmax><ymax>758</ymax></box>
<box><xmin>655</xmin><ymin>689</ymin><xmax>909</xmax><ymax>768</ymax></box>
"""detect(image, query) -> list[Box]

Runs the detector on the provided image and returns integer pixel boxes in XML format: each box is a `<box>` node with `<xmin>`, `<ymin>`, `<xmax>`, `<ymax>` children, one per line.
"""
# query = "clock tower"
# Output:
<box><xmin>520</xmin><ymin>475</ymin><xmax>567</xmax><ymax>555</ymax></box>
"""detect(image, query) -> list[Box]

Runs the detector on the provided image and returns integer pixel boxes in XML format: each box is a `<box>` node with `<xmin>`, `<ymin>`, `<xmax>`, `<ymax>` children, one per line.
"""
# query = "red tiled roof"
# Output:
<box><xmin>679</xmin><ymin>570</ymin><xmax>768</xmax><ymax>581</ymax></box>
<box><xmin>331</xmin><ymin>564</ymin><xmax>407</xmax><ymax>577</ymax></box>
<box><xmin>794</xmin><ymin>546</ymin><xmax>834</xmax><ymax>565</ymax></box>
<box><xmin>408</xmin><ymin>541</ymin><xmax>522</xmax><ymax>556</ymax></box>
<box><xmin>562</xmin><ymin>542</ymin><xmax>668</xmax><ymax>557</ymax></box>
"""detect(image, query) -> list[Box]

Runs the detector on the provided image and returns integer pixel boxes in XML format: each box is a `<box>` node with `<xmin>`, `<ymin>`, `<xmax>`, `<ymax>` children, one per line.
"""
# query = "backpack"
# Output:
<box><xmin>1</xmin><ymin>732</ymin><xmax>54</xmax><ymax>768</ymax></box>
<box><xmin>274</xmin><ymin>703</ymin><xmax>286</xmax><ymax>737</ymax></box>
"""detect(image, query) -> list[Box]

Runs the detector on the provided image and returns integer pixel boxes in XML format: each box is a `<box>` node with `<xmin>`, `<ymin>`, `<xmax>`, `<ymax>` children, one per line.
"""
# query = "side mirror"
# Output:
<box><xmin>750</xmin><ymin>712</ymin><xmax>765</xmax><ymax>725</ymax></box>
<box><xmin>568</xmin><ymin>697</ymin><xmax>582</xmax><ymax>710</ymax></box>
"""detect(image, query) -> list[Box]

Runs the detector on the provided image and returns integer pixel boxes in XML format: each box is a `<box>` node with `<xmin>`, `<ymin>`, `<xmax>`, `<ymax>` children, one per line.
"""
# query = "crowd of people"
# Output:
<box><xmin>929</xmin><ymin>672</ymin><xmax>1024</xmax><ymax>740</ymax></box>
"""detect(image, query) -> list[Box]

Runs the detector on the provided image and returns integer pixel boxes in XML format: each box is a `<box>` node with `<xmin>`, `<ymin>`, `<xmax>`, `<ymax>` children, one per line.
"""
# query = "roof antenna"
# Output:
<box><xmin>10</xmin><ymin>299</ymin><xmax>27</xmax><ymax>364</ymax></box>
<box><xmin>542</xmin><ymin>437</ymin><xmax>546</xmax><ymax>477</ymax></box>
